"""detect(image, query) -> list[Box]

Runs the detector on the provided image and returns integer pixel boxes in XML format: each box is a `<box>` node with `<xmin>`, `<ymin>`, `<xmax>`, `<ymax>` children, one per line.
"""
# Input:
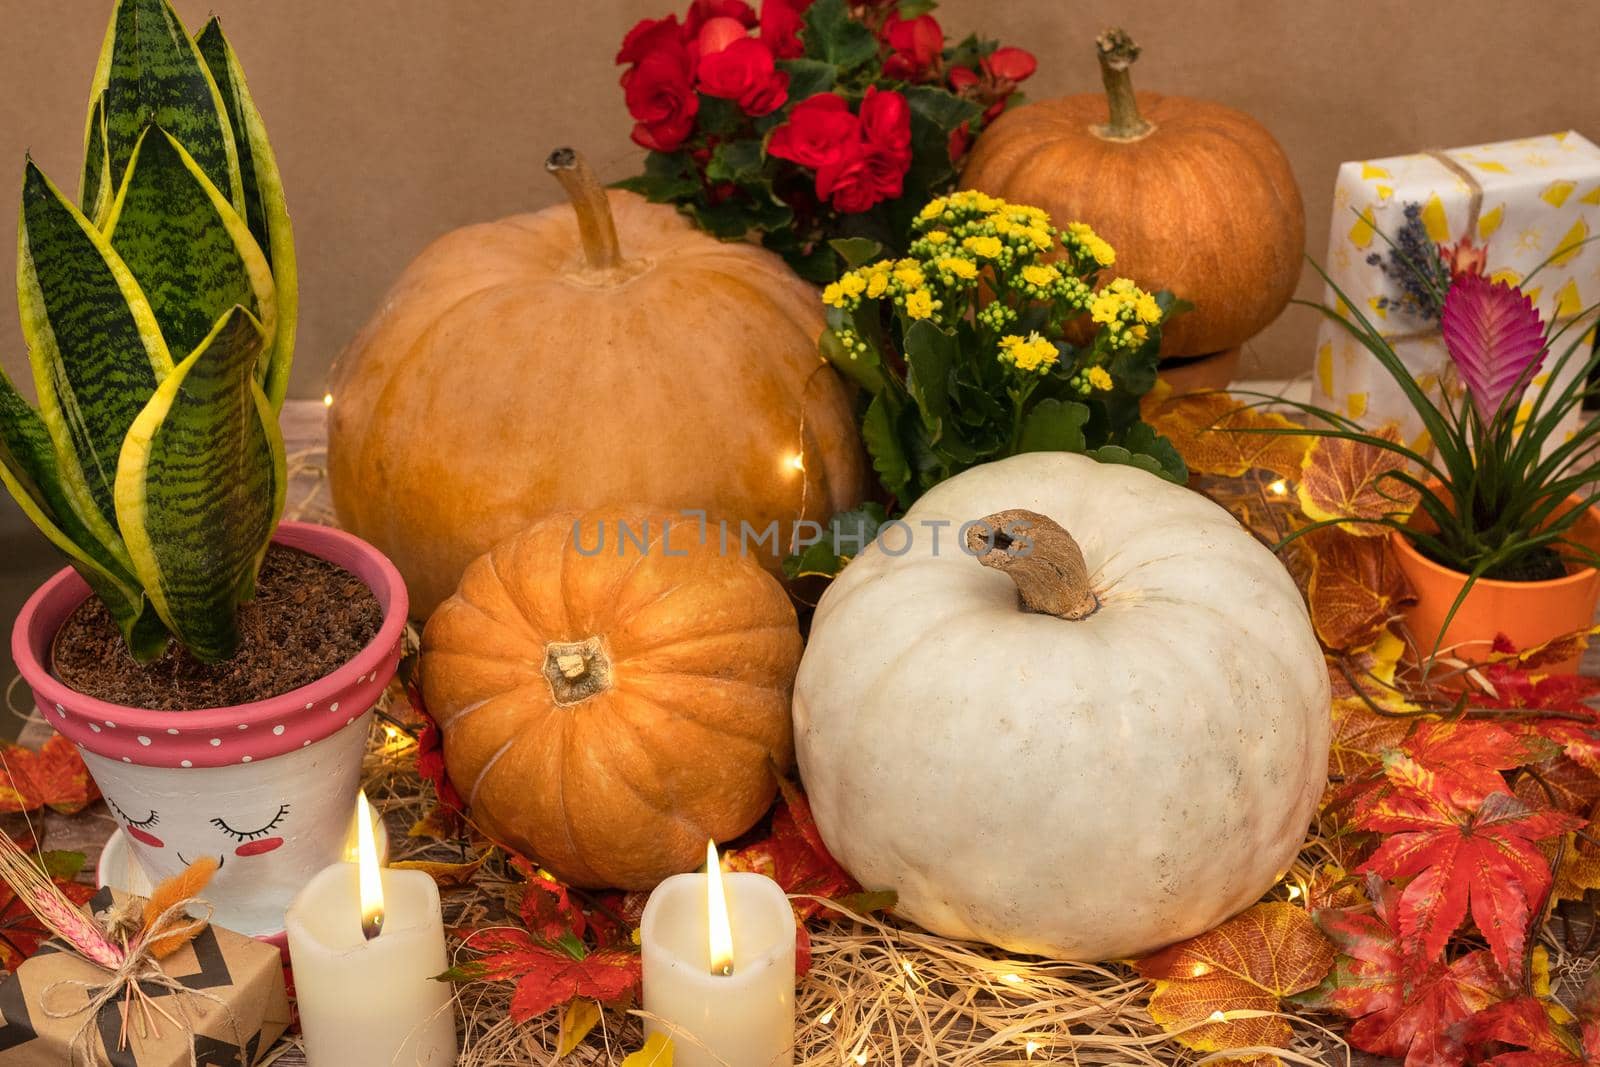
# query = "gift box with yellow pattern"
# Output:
<box><xmin>1312</xmin><ymin>130</ymin><xmax>1600</xmax><ymax>451</ymax></box>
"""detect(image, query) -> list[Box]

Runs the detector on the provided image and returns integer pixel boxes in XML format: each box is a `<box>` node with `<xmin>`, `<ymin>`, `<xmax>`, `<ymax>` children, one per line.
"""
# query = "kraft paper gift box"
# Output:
<box><xmin>1312</xmin><ymin>130</ymin><xmax>1600</xmax><ymax>450</ymax></box>
<box><xmin>0</xmin><ymin>887</ymin><xmax>289</xmax><ymax>1066</ymax></box>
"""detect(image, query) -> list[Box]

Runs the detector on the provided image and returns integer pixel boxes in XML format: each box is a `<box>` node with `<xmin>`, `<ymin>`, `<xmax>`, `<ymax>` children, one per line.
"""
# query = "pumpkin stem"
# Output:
<box><xmin>1093</xmin><ymin>28</ymin><xmax>1154</xmax><ymax>142</ymax></box>
<box><xmin>542</xmin><ymin>636</ymin><xmax>614</xmax><ymax>705</ymax></box>
<box><xmin>545</xmin><ymin>147</ymin><xmax>625</xmax><ymax>271</ymax></box>
<box><xmin>967</xmin><ymin>509</ymin><xmax>1098</xmax><ymax>620</ymax></box>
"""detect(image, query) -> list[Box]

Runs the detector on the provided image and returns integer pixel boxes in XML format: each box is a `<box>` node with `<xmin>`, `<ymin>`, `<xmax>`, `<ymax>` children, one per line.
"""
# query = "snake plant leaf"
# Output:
<box><xmin>0</xmin><ymin>370</ymin><xmax>167</xmax><ymax>659</ymax></box>
<box><xmin>104</xmin><ymin>126</ymin><xmax>275</xmax><ymax>362</ymax></box>
<box><xmin>196</xmin><ymin>18</ymin><xmax>298</xmax><ymax>410</ymax></box>
<box><xmin>18</xmin><ymin>161</ymin><xmax>170</xmax><ymax>567</ymax></box>
<box><xmin>78</xmin><ymin>91</ymin><xmax>112</xmax><ymax>226</ymax></box>
<box><xmin>88</xmin><ymin>0</ymin><xmax>243</xmax><ymax>215</ymax></box>
<box><xmin>115</xmin><ymin>305</ymin><xmax>281</xmax><ymax>663</ymax></box>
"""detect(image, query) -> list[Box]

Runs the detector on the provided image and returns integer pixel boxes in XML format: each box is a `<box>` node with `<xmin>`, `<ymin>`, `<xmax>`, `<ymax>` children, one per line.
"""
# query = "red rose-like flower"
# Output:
<box><xmin>882</xmin><ymin>12</ymin><xmax>943</xmax><ymax>80</ymax></box>
<box><xmin>815</xmin><ymin>88</ymin><xmax>911</xmax><ymax>214</ymax></box>
<box><xmin>947</xmin><ymin>121</ymin><xmax>973</xmax><ymax>164</ymax></box>
<box><xmin>623</xmin><ymin>43</ymin><xmax>699</xmax><ymax>152</ymax></box>
<box><xmin>698</xmin><ymin>37</ymin><xmax>790</xmax><ymax>116</ymax></box>
<box><xmin>759</xmin><ymin>0</ymin><xmax>808</xmax><ymax>59</ymax></box>
<box><xmin>946</xmin><ymin>65</ymin><xmax>979</xmax><ymax>92</ymax></box>
<box><xmin>684</xmin><ymin>0</ymin><xmax>757</xmax><ymax>38</ymax></box>
<box><xmin>981</xmin><ymin>46</ymin><xmax>1037</xmax><ymax>83</ymax></box>
<box><xmin>696</xmin><ymin>15</ymin><xmax>749</xmax><ymax>57</ymax></box>
<box><xmin>858</xmin><ymin>86</ymin><xmax>911</xmax><ymax>158</ymax></box>
<box><xmin>768</xmin><ymin>93</ymin><xmax>860</xmax><ymax>168</ymax></box>
<box><xmin>616</xmin><ymin>14</ymin><xmax>686</xmax><ymax>65</ymax></box>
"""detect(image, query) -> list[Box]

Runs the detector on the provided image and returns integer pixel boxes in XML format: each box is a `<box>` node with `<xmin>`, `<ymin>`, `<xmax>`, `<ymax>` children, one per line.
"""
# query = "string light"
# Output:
<box><xmin>901</xmin><ymin>960</ymin><xmax>916</xmax><ymax>979</ymax></box>
<box><xmin>1025</xmin><ymin>1039</ymin><xmax>1041</xmax><ymax>1058</ymax></box>
<box><xmin>323</xmin><ymin>392</ymin><xmax>334</xmax><ymax>408</ymax></box>
<box><xmin>1208</xmin><ymin>1010</ymin><xmax>1228</xmax><ymax>1023</ymax></box>
<box><xmin>853</xmin><ymin>1053</ymin><xmax>868</xmax><ymax>1065</ymax></box>
<box><xmin>786</xmin><ymin>452</ymin><xmax>806</xmax><ymax>473</ymax></box>
<box><xmin>817</xmin><ymin>1009</ymin><xmax>834</xmax><ymax>1026</ymax></box>
<box><xmin>1000</xmin><ymin>973</ymin><xmax>1023</xmax><ymax>985</ymax></box>
<box><xmin>1286</xmin><ymin>883</ymin><xmax>1303</xmax><ymax>901</ymax></box>
<box><xmin>1267</xmin><ymin>478</ymin><xmax>1289</xmax><ymax>496</ymax></box>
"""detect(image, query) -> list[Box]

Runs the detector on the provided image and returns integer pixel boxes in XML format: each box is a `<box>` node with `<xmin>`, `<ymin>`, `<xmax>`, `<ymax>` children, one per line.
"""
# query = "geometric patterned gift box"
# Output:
<box><xmin>0</xmin><ymin>887</ymin><xmax>290</xmax><ymax>1067</ymax></box>
<box><xmin>1312</xmin><ymin>130</ymin><xmax>1600</xmax><ymax>450</ymax></box>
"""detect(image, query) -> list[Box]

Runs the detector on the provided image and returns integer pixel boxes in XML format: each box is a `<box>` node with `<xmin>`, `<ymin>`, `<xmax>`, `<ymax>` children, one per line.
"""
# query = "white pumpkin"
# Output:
<box><xmin>794</xmin><ymin>452</ymin><xmax>1329</xmax><ymax>961</ymax></box>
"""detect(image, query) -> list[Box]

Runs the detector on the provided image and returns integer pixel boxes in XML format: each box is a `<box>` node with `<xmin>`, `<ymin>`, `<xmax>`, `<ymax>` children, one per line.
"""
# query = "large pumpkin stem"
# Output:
<box><xmin>545</xmin><ymin>147</ymin><xmax>624</xmax><ymax>271</ymax></box>
<box><xmin>967</xmin><ymin>509</ymin><xmax>1099</xmax><ymax>620</ymax></box>
<box><xmin>1093</xmin><ymin>28</ymin><xmax>1154</xmax><ymax>142</ymax></box>
<box><xmin>542</xmin><ymin>636</ymin><xmax>614</xmax><ymax>706</ymax></box>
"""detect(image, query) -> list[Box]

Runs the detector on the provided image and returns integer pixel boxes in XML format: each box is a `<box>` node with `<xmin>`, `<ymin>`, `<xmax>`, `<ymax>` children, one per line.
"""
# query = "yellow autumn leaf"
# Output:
<box><xmin>1145</xmin><ymin>392</ymin><xmax>1309</xmax><ymax>479</ymax></box>
<box><xmin>621</xmin><ymin>1033</ymin><xmax>674</xmax><ymax>1066</ymax></box>
<box><xmin>555</xmin><ymin>999</ymin><xmax>601</xmax><ymax>1058</ymax></box>
<box><xmin>1135</xmin><ymin>903</ymin><xmax>1334</xmax><ymax>1064</ymax></box>
<box><xmin>1297</xmin><ymin>426</ymin><xmax>1419</xmax><ymax>533</ymax></box>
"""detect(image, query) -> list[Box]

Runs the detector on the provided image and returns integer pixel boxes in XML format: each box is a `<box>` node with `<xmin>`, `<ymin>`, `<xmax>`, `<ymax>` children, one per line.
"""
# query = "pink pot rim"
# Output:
<box><xmin>11</xmin><ymin>522</ymin><xmax>408</xmax><ymax>768</ymax></box>
<box><xmin>1390</xmin><ymin>497</ymin><xmax>1600</xmax><ymax>593</ymax></box>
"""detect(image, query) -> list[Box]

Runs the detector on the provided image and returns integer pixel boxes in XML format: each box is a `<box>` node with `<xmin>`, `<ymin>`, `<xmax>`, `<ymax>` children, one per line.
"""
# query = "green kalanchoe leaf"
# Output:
<box><xmin>104</xmin><ymin>125</ymin><xmax>275</xmax><ymax>362</ymax></box>
<box><xmin>115</xmin><ymin>305</ymin><xmax>283</xmax><ymax>663</ymax></box>
<box><xmin>1017</xmin><ymin>398</ymin><xmax>1090</xmax><ymax>454</ymax></box>
<box><xmin>17</xmin><ymin>161</ymin><xmax>170</xmax><ymax>566</ymax></box>
<box><xmin>195</xmin><ymin>17</ymin><xmax>298</xmax><ymax>410</ymax></box>
<box><xmin>0</xmin><ymin>370</ymin><xmax>165</xmax><ymax>659</ymax></box>
<box><xmin>89</xmin><ymin>0</ymin><xmax>243</xmax><ymax>212</ymax></box>
<box><xmin>862</xmin><ymin>393</ymin><xmax>912</xmax><ymax>502</ymax></box>
<box><xmin>78</xmin><ymin>91</ymin><xmax>112</xmax><ymax>225</ymax></box>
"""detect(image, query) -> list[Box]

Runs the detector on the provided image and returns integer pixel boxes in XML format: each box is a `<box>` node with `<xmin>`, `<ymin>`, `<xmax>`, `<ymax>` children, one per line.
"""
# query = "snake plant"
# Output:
<box><xmin>0</xmin><ymin>0</ymin><xmax>296</xmax><ymax>664</ymax></box>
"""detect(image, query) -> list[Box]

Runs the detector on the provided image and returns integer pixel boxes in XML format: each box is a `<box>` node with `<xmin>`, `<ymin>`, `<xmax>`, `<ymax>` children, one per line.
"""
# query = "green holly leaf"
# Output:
<box><xmin>803</xmin><ymin>0</ymin><xmax>879</xmax><ymax>69</ymax></box>
<box><xmin>1017</xmin><ymin>398</ymin><xmax>1090</xmax><ymax>453</ymax></box>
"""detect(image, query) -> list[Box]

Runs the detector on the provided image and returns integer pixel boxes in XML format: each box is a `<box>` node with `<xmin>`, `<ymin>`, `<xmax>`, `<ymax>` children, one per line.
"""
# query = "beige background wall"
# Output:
<box><xmin>1</xmin><ymin>0</ymin><xmax>1597</xmax><ymax>396</ymax></box>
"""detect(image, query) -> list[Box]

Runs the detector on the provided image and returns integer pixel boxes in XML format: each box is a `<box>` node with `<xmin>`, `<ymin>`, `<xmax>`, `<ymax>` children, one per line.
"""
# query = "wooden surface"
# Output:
<box><xmin>9</xmin><ymin>400</ymin><xmax>1594</xmax><ymax>1066</ymax></box>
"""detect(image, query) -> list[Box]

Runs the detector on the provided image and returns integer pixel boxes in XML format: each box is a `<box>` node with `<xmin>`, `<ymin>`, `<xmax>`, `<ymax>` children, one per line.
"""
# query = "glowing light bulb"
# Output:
<box><xmin>1286</xmin><ymin>883</ymin><xmax>1303</xmax><ymax>901</ymax></box>
<box><xmin>1000</xmin><ymin>973</ymin><xmax>1023</xmax><ymax>985</ymax></box>
<box><xmin>1208</xmin><ymin>1010</ymin><xmax>1228</xmax><ymax>1023</ymax></box>
<box><xmin>786</xmin><ymin>452</ymin><xmax>806</xmax><ymax>473</ymax></box>
<box><xmin>818</xmin><ymin>1009</ymin><xmax>835</xmax><ymax>1026</ymax></box>
<box><xmin>706</xmin><ymin>839</ymin><xmax>734</xmax><ymax>976</ymax></box>
<box><xmin>1025</xmin><ymin>1039</ymin><xmax>1041</xmax><ymax>1058</ymax></box>
<box><xmin>356</xmin><ymin>790</ymin><xmax>384</xmax><ymax>940</ymax></box>
<box><xmin>323</xmin><ymin>391</ymin><xmax>334</xmax><ymax>408</ymax></box>
<box><xmin>1268</xmin><ymin>478</ymin><xmax>1289</xmax><ymax>496</ymax></box>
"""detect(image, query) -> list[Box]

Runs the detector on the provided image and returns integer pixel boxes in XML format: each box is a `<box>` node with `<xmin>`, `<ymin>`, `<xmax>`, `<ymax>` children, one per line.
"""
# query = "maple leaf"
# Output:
<box><xmin>455</xmin><ymin>928</ymin><xmax>640</xmax><ymax>1022</ymax></box>
<box><xmin>1330</xmin><ymin>699</ymin><xmax>1412</xmax><ymax>781</ymax></box>
<box><xmin>725</xmin><ymin>780</ymin><xmax>861</xmax><ymax>921</ymax></box>
<box><xmin>1515</xmin><ymin>757</ymin><xmax>1600</xmax><ymax>816</ymax></box>
<box><xmin>1303</xmin><ymin>527</ymin><xmax>1415</xmax><ymax>650</ymax></box>
<box><xmin>510</xmin><ymin>857</ymin><xmax>589</xmax><ymax>946</ymax></box>
<box><xmin>0</xmin><ymin>735</ymin><xmax>100</xmax><ymax>815</ymax></box>
<box><xmin>1135</xmin><ymin>902</ymin><xmax>1334</xmax><ymax>1061</ymax></box>
<box><xmin>391</xmin><ymin>851</ymin><xmax>490</xmax><ymax>889</ymax></box>
<box><xmin>1464</xmin><ymin>995</ymin><xmax>1600</xmax><ymax>1066</ymax></box>
<box><xmin>409</xmin><ymin>700</ymin><xmax>466</xmax><ymax>839</ymax></box>
<box><xmin>0</xmin><ymin>851</ymin><xmax>97</xmax><ymax>970</ymax></box>
<box><xmin>1488</xmin><ymin>629</ymin><xmax>1600</xmax><ymax>673</ymax></box>
<box><xmin>1145</xmin><ymin>391</ymin><xmax>1310</xmax><ymax>479</ymax></box>
<box><xmin>1297</xmin><ymin>425</ymin><xmax>1421</xmax><ymax>534</ymax></box>
<box><xmin>1330</xmin><ymin>715</ymin><xmax>1528</xmax><ymax>824</ymax></box>
<box><xmin>1300</xmin><ymin>878</ymin><xmax>1509</xmax><ymax>1066</ymax></box>
<box><xmin>1355</xmin><ymin>756</ymin><xmax>1581</xmax><ymax>971</ymax></box>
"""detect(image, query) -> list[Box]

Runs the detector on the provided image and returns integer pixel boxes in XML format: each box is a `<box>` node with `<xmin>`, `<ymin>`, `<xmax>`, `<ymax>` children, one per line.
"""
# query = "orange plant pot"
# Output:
<box><xmin>1390</xmin><ymin>497</ymin><xmax>1600</xmax><ymax>673</ymax></box>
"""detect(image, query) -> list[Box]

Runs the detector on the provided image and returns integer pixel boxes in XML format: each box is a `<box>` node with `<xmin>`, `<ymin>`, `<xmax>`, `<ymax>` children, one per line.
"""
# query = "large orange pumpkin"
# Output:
<box><xmin>420</xmin><ymin>510</ymin><xmax>801</xmax><ymax>889</ymax></box>
<box><xmin>960</xmin><ymin>29</ymin><xmax>1304</xmax><ymax>361</ymax></box>
<box><xmin>328</xmin><ymin>149</ymin><xmax>867</xmax><ymax>617</ymax></box>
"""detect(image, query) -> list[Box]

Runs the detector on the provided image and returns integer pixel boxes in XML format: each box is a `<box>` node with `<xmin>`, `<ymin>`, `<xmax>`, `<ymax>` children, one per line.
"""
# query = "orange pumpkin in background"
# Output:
<box><xmin>961</xmin><ymin>29</ymin><xmax>1304</xmax><ymax>377</ymax></box>
<box><xmin>328</xmin><ymin>149</ymin><xmax>867</xmax><ymax>617</ymax></box>
<box><xmin>420</xmin><ymin>511</ymin><xmax>802</xmax><ymax>889</ymax></box>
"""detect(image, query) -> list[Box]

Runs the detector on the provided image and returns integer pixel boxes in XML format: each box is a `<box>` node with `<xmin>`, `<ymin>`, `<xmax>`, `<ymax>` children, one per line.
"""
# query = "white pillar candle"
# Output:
<box><xmin>285</xmin><ymin>814</ymin><xmax>457</xmax><ymax>1067</ymax></box>
<box><xmin>641</xmin><ymin>845</ymin><xmax>795</xmax><ymax>1067</ymax></box>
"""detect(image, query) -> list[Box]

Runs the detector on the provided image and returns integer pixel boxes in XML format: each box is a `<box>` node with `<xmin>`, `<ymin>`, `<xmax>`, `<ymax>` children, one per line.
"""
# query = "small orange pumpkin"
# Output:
<box><xmin>960</xmin><ymin>28</ymin><xmax>1304</xmax><ymax>361</ymax></box>
<box><xmin>328</xmin><ymin>148</ymin><xmax>867</xmax><ymax>617</ymax></box>
<box><xmin>420</xmin><ymin>510</ymin><xmax>801</xmax><ymax>889</ymax></box>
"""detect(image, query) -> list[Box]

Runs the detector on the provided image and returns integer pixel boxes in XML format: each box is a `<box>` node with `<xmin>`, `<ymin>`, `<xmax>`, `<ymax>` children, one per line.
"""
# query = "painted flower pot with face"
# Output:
<box><xmin>11</xmin><ymin>522</ymin><xmax>407</xmax><ymax>940</ymax></box>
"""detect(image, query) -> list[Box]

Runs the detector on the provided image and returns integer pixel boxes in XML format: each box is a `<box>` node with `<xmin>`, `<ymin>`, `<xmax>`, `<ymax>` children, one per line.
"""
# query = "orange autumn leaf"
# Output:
<box><xmin>0</xmin><ymin>735</ymin><xmax>100</xmax><ymax>815</ymax></box>
<box><xmin>1488</xmin><ymin>626</ymin><xmax>1600</xmax><ymax>671</ymax></box>
<box><xmin>1146</xmin><ymin>392</ymin><xmax>1309</xmax><ymax>479</ymax></box>
<box><xmin>1303</xmin><ymin>528</ymin><xmax>1414</xmax><ymax>650</ymax></box>
<box><xmin>1297</xmin><ymin>426</ymin><xmax>1419</xmax><ymax>534</ymax></box>
<box><xmin>1136</xmin><ymin>902</ymin><xmax>1335</xmax><ymax>1063</ymax></box>
<box><xmin>1328</xmin><ymin>698</ymin><xmax>1411</xmax><ymax>782</ymax></box>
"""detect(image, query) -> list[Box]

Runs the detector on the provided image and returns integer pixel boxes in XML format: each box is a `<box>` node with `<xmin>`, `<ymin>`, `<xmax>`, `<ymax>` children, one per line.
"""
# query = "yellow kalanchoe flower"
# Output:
<box><xmin>904</xmin><ymin>289</ymin><xmax>936</xmax><ymax>319</ymax></box>
<box><xmin>893</xmin><ymin>261</ymin><xmax>926</xmax><ymax>289</ymax></box>
<box><xmin>962</xmin><ymin>235</ymin><xmax>1003</xmax><ymax>259</ymax></box>
<box><xmin>1135</xmin><ymin>292</ymin><xmax>1162</xmax><ymax>324</ymax></box>
<box><xmin>1087</xmin><ymin>366</ymin><xmax>1113</xmax><ymax>391</ymax></box>
<box><xmin>1020</xmin><ymin>264</ymin><xmax>1059</xmax><ymax>288</ymax></box>
<box><xmin>936</xmin><ymin>256</ymin><xmax>978</xmax><ymax>281</ymax></box>
<box><xmin>997</xmin><ymin>332</ymin><xmax>1058</xmax><ymax>373</ymax></box>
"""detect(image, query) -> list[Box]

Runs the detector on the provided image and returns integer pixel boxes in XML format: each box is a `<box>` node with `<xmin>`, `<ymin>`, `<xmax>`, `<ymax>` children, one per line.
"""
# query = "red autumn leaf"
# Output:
<box><xmin>409</xmin><ymin>688</ymin><xmax>466</xmax><ymax>839</ymax></box>
<box><xmin>1477</xmin><ymin>664</ymin><xmax>1600</xmax><ymax>773</ymax></box>
<box><xmin>1488</xmin><ymin>628</ymin><xmax>1600</xmax><ymax>672</ymax></box>
<box><xmin>1297</xmin><ymin>425</ymin><xmax>1421</xmax><ymax>534</ymax></box>
<box><xmin>510</xmin><ymin>857</ymin><xmax>588</xmax><ymax>944</ymax></box>
<box><xmin>1329</xmin><ymin>699</ymin><xmax>1412</xmax><ymax>781</ymax></box>
<box><xmin>1304</xmin><ymin>527</ymin><xmax>1415</xmax><ymax>650</ymax></box>
<box><xmin>725</xmin><ymin>780</ymin><xmax>859</xmax><ymax>920</ymax></box>
<box><xmin>0</xmin><ymin>851</ymin><xmax>97</xmax><ymax>971</ymax></box>
<box><xmin>1136</xmin><ymin>902</ymin><xmax>1334</xmax><ymax>1061</ymax></box>
<box><xmin>1332</xmin><ymin>718</ymin><xmax>1531</xmax><ymax>825</ymax></box>
<box><xmin>0</xmin><ymin>735</ymin><xmax>100</xmax><ymax>815</ymax></box>
<box><xmin>1514</xmin><ymin>757</ymin><xmax>1600</xmax><ymax>816</ymax></box>
<box><xmin>462</xmin><ymin>928</ymin><xmax>639</xmax><ymax>1022</ymax></box>
<box><xmin>1465</xmin><ymin>995</ymin><xmax>1600</xmax><ymax>1065</ymax></box>
<box><xmin>1354</xmin><ymin>756</ymin><xmax>1581</xmax><ymax>972</ymax></box>
<box><xmin>1303</xmin><ymin>878</ymin><xmax>1509</xmax><ymax>1066</ymax></box>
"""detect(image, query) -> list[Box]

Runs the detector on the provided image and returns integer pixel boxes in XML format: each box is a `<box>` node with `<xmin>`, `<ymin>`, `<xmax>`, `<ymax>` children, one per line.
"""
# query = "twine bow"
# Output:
<box><xmin>39</xmin><ymin>899</ymin><xmax>249</xmax><ymax>1067</ymax></box>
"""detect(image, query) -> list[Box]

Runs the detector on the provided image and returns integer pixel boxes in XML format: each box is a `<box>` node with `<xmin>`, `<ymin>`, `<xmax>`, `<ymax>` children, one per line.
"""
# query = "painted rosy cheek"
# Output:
<box><xmin>127</xmin><ymin>826</ymin><xmax>164</xmax><ymax>848</ymax></box>
<box><xmin>234</xmin><ymin>837</ymin><xmax>283</xmax><ymax>857</ymax></box>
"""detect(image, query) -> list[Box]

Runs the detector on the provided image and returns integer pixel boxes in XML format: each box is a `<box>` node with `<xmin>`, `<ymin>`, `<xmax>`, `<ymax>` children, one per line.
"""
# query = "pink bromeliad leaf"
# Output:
<box><xmin>1439</xmin><ymin>272</ymin><xmax>1547</xmax><ymax>421</ymax></box>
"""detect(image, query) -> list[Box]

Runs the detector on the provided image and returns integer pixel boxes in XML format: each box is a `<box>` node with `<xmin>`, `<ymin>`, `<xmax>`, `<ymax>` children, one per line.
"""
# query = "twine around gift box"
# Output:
<box><xmin>38</xmin><ymin>898</ymin><xmax>248</xmax><ymax>1067</ymax></box>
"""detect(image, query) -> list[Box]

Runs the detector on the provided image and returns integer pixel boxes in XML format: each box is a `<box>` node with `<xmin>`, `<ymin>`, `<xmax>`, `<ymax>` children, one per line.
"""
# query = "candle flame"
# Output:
<box><xmin>706</xmin><ymin>839</ymin><xmax>734</xmax><ymax>976</ymax></box>
<box><xmin>357</xmin><ymin>790</ymin><xmax>384</xmax><ymax>940</ymax></box>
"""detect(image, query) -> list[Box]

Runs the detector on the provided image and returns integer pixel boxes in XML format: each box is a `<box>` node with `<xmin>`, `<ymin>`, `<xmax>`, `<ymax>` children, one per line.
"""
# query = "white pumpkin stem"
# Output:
<box><xmin>545</xmin><ymin>147</ymin><xmax>625</xmax><ymax>271</ymax></box>
<box><xmin>1094</xmin><ymin>28</ymin><xmax>1154</xmax><ymax>142</ymax></box>
<box><xmin>967</xmin><ymin>509</ymin><xmax>1099</xmax><ymax>620</ymax></box>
